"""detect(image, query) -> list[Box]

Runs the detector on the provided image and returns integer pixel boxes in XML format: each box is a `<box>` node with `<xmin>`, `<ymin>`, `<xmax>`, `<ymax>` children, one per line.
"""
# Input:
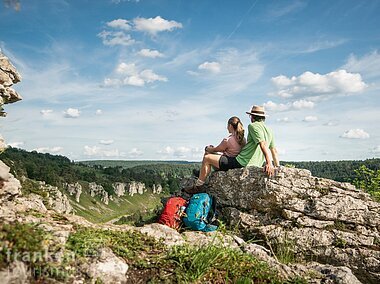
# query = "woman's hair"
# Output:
<box><xmin>228</xmin><ymin>116</ymin><xmax>245</xmax><ymax>146</ymax></box>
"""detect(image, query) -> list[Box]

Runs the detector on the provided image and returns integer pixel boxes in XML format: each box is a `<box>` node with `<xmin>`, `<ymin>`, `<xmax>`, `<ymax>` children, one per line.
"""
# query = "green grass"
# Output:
<box><xmin>66</xmin><ymin>226</ymin><xmax>305</xmax><ymax>283</ymax></box>
<box><xmin>68</xmin><ymin>188</ymin><xmax>165</xmax><ymax>223</ymax></box>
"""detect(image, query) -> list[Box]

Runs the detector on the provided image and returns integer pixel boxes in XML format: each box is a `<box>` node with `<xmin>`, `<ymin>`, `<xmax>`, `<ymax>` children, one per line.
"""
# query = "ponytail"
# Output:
<box><xmin>228</xmin><ymin>116</ymin><xmax>245</xmax><ymax>146</ymax></box>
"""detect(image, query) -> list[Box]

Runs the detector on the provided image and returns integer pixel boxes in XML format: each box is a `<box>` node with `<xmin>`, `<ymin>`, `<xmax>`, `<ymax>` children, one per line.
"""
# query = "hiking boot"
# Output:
<box><xmin>182</xmin><ymin>184</ymin><xmax>204</xmax><ymax>194</ymax></box>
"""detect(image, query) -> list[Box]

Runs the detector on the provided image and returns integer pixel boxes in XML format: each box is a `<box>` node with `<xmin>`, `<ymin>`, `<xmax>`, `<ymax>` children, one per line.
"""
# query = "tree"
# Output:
<box><xmin>353</xmin><ymin>165</ymin><xmax>380</xmax><ymax>201</ymax></box>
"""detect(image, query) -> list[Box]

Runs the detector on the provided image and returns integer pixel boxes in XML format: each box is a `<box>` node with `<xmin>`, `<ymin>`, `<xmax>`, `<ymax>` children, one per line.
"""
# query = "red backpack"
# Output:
<box><xmin>158</xmin><ymin>197</ymin><xmax>188</xmax><ymax>230</ymax></box>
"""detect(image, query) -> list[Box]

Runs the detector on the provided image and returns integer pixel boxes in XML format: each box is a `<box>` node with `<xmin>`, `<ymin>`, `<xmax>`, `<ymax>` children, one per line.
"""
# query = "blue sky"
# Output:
<box><xmin>1</xmin><ymin>0</ymin><xmax>380</xmax><ymax>161</ymax></box>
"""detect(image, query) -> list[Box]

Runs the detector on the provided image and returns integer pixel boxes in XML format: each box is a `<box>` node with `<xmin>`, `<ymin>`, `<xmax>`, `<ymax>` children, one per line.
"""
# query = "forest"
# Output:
<box><xmin>1</xmin><ymin>147</ymin><xmax>379</xmax><ymax>197</ymax></box>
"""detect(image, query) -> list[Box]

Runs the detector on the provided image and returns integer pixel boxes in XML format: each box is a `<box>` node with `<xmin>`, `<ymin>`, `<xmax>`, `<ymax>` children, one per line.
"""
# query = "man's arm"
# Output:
<box><xmin>270</xmin><ymin>147</ymin><xmax>280</xmax><ymax>167</ymax></box>
<box><xmin>259</xmin><ymin>141</ymin><xmax>274</xmax><ymax>176</ymax></box>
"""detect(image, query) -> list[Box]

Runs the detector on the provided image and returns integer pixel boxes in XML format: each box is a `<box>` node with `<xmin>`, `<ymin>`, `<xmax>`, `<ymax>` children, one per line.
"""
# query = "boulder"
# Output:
<box><xmin>206</xmin><ymin>166</ymin><xmax>380</xmax><ymax>283</ymax></box>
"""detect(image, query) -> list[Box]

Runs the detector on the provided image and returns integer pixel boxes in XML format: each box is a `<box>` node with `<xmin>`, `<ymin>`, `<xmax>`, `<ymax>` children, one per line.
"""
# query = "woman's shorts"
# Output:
<box><xmin>219</xmin><ymin>155</ymin><xmax>243</xmax><ymax>171</ymax></box>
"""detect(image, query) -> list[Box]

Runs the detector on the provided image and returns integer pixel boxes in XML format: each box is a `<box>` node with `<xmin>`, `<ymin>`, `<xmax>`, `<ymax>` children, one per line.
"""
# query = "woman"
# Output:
<box><xmin>184</xmin><ymin>116</ymin><xmax>245</xmax><ymax>194</ymax></box>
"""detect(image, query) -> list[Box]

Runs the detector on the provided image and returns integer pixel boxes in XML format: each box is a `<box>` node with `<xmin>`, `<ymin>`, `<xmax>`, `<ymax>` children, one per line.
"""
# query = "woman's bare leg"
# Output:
<box><xmin>199</xmin><ymin>153</ymin><xmax>221</xmax><ymax>182</ymax></box>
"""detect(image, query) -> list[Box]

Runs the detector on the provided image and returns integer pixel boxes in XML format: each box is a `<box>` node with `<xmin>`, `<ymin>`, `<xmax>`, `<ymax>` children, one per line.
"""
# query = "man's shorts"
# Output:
<box><xmin>219</xmin><ymin>155</ymin><xmax>243</xmax><ymax>171</ymax></box>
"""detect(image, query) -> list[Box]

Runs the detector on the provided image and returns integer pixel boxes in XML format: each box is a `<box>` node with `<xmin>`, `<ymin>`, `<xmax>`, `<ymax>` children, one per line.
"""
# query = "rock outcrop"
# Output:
<box><xmin>0</xmin><ymin>51</ymin><xmax>22</xmax><ymax>117</ymax></box>
<box><xmin>63</xmin><ymin>182</ymin><xmax>82</xmax><ymax>202</ymax></box>
<box><xmin>39</xmin><ymin>181</ymin><xmax>73</xmax><ymax>214</ymax></box>
<box><xmin>126</xmin><ymin>181</ymin><xmax>146</xmax><ymax>196</ymax></box>
<box><xmin>89</xmin><ymin>182</ymin><xmax>109</xmax><ymax>204</ymax></box>
<box><xmin>112</xmin><ymin>182</ymin><xmax>126</xmax><ymax>197</ymax></box>
<box><xmin>206</xmin><ymin>166</ymin><xmax>380</xmax><ymax>284</ymax></box>
<box><xmin>152</xmin><ymin>183</ymin><xmax>163</xmax><ymax>194</ymax></box>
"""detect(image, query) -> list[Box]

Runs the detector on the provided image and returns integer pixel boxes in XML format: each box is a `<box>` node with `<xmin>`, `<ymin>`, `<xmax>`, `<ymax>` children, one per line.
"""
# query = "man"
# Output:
<box><xmin>184</xmin><ymin>105</ymin><xmax>279</xmax><ymax>194</ymax></box>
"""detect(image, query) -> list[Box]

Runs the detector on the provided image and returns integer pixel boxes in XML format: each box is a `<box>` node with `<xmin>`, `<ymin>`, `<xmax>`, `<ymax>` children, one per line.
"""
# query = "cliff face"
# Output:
<box><xmin>0</xmin><ymin>51</ymin><xmax>22</xmax><ymax>117</ymax></box>
<box><xmin>206</xmin><ymin>166</ymin><xmax>380</xmax><ymax>284</ymax></box>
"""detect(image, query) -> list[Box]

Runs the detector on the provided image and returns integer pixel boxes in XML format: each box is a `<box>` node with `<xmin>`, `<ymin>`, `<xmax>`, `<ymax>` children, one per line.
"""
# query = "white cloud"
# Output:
<box><xmin>106</xmin><ymin>19</ymin><xmax>131</xmax><ymax>31</ymax></box>
<box><xmin>63</xmin><ymin>108</ymin><xmax>80</xmax><ymax>118</ymax></box>
<box><xmin>34</xmin><ymin>146</ymin><xmax>63</xmax><ymax>154</ymax></box>
<box><xmin>157</xmin><ymin>146</ymin><xmax>203</xmax><ymax>159</ymax></box>
<box><xmin>99</xmin><ymin>140</ymin><xmax>114</xmax><ymax>145</ymax></box>
<box><xmin>7</xmin><ymin>141</ymin><xmax>24</xmax><ymax>148</ymax></box>
<box><xmin>129</xmin><ymin>148</ymin><xmax>143</xmax><ymax>158</ymax></box>
<box><xmin>40</xmin><ymin>109</ymin><xmax>53</xmax><ymax>117</ymax></box>
<box><xmin>303</xmin><ymin>116</ymin><xmax>318</xmax><ymax>122</ymax></box>
<box><xmin>140</xmin><ymin>69</ymin><xmax>168</xmax><ymax>83</ymax></box>
<box><xmin>271</xmin><ymin>70</ymin><xmax>367</xmax><ymax>98</ymax></box>
<box><xmin>324</xmin><ymin>120</ymin><xmax>339</xmax><ymax>126</ymax></box>
<box><xmin>198</xmin><ymin>61</ymin><xmax>221</xmax><ymax>74</ymax></box>
<box><xmin>98</xmin><ymin>31</ymin><xmax>135</xmax><ymax>46</ymax></box>
<box><xmin>341</xmin><ymin>129</ymin><xmax>370</xmax><ymax>139</ymax></box>
<box><xmin>83</xmin><ymin>145</ymin><xmax>122</xmax><ymax>157</ymax></box>
<box><xmin>96</xmin><ymin>109</ymin><xmax>103</xmax><ymax>115</ymax></box>
<box><xmin>103</xmin><ymin>78</ymin><xmax>121</xmax><ymax>87</ymax></box>
<box><xmin>343</xmin><ymin>50</ymin><xmax>380</xmax><ymax>79</ymax></box>
<box><xmin>106</xmin><ymin>62</ymin><xmax>167</xmax><ymax>88</ymax></box>
<box><xmin>137</xmin><ymin>49</ymin><xmax>164</xmax><ymax>58</ymax></box>
<box><xmin>372</xmin><ymin>146</ymin><xmax>380</xmax><ymax>153</ymax></box>
<box><xmin>133</xmin><ymin>16</ymin><xmax>182</xmax><ymax>35</ymax></box>
<box><xmin>263</xmin><ymin>99</ymin><xmax>314</xmax><ymax>112</ymax></box>
<box><xmin>276</xmin><ymin>117</ymin><xmax>290</xmax><ymax>123</ymax></box>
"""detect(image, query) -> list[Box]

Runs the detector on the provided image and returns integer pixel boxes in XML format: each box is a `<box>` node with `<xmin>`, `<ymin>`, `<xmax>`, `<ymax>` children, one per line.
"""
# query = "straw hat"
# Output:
<box><xmin>246</xmin><ymin>105</ymin><xmax>267</xmax><ymax>117</ymax></box>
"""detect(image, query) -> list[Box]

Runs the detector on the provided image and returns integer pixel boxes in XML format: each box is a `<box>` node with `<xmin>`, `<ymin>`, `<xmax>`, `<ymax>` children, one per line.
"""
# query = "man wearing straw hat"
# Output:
<box><xmin>184</xmin><ymin>105</ymin><xmax>280</xmax><ymax>194</ymax></box>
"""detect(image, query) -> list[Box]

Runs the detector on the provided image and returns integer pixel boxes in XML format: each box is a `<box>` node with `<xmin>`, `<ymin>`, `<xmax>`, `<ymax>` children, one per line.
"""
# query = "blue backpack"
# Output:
<box><xmin>183</xmin><ymin>193</ymin><xmax>217</xmax><ymax>232</ymax></box>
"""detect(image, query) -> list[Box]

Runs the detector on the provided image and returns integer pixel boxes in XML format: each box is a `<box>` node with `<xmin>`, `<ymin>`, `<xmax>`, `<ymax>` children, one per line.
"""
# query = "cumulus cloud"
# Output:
<box><xmin>34</xmin><ymin>146</ymin><xmax>63</xmax><ymax>154</ymax></box>
<box><xmin>99</xmin><ymin>140</ymin><xmax>114</xmax><ymax>145</ymax></box>
<box><xmin>98</xmin><ymin>31</ymin><xmax>135</xmax><ymax>46</ymax></box>
<box><xmin>324</xmin><ymin>120</ymin><xmax>339</xmax><ymax>126</ymax></box>
<box><xmin>271</xmin><ymin>70</ymin><xmax>367</xmax><ymax>98</ymax></box>
<box><xmin>106</xmin><ymin>62</ymin><xmax>167</xmax><ymax>87</ymax></box>
<box><xmin>129</xmin><ymin>148</ymin><xmax>143</xmax><ymax>158</ymax></box>
<box><xmin>198</xmin><ymin>61</ymin><xmax>221</xmax><ymax>74</ymax></box>
<box><xmin>343</xmin><ymin>50</ymin><xmax>380</xmax><ymax>79</ymax></box>
<box><xmin>303</xmin><ymin>116</ymin><xmax>318</xmax><ymax>122</ymax></box>
<box><xmin>137</xmin><ymin>49</ymin><xmax>164</xmax><ymax>58</ymax></box>
<box><xmin>134</xmin><ymin>16</ymin><xmax>182</xmax><ymax>35</ymax></box>
<box><xmin>263</xmin><ymin>100</ymin><xmax>314</xmax><ymax>112</ymax></box>
<box><xmin>340</xmin><ymin>129</ymin><xmax>370</xmax><ymax>139</ymax></box>
<box><xmin>7</xmin><ymin>141</ymin><xmax>24</xmax><ymax>148</ymax></box>
<box><xmin>84</xmin><ymin>145</ymin><xmax>122</xmax><ymax>157</ymax></box>
<box><xmin>64</xmin><ymin>108</ymin><xmax>80</xmax><ymax>118</ymax></box>
<box><xmin>106</xmin><ymin>19</ymin><xmax>131</xmax><ymax>30</ymax></box>
<box><xmin>40</xmin><ymin>109</ymin><xmax>53</xmax><ymax>117</ymax></box>
<box><xmin>157</xmin><ymin>146</ymin><xmax>203</xmax><ymax>159</ymax></box>
<box><xmin>96</xmin><ymin>109</ymin><xmax>103</xmax><ymax>115</ymax></box>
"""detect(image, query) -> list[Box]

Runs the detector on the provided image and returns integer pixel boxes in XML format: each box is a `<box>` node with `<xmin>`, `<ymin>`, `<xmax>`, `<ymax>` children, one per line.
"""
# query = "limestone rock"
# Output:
<box><xmin>152</xmin><ymin>183</ymin><xmax>163</xmax><ymax>194</ymax></box>
<box><xmin>0</xmin><ymin>51</ymin><xmax>22</xmax><ymax>117</ymax></box>
<box><xmin>39</xmin><ymin>182</ymin><xmax>73</xmax><ymax>214</ymax></box>
<box><xmin>112</xmin><ymin>182</ymin><xmax>126</xmax><ymax>197</ymax></box>
<box><xmin>207</xmin><ymin>166</ymin><xmax>380</xmax><ymax>283</ymax></box>
<box><xmin>127</xmin><ymin>181</ymin><xmax>146</xmax><ymax>196</ymax></box>
<box><xmin>63</xmin><ymin>182</ymin><xmax>82</xmax><ymax>202</ymax></box>
<box><xmin>81</xmin><ymin>247</ymin><xmax>128</xmax><ymax>284</ymax></box>
<box><xmin>89</xmin><ymin>182</ymin><xmax>109</xmax><ymax>205</ymax></box>
<box><xmin>0</xmin><ymin>261</ymin><xmax>30</xmax><ymax>284</ymax></box>
<box><xmin>0</xmin><ymin>160</ymin><xmax>21</xmax><ymax>199</ymax></box>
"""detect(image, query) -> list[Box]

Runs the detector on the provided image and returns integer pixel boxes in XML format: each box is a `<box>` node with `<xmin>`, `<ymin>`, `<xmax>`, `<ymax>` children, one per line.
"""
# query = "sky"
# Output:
<box><xmin>0</xmin><ymin>0</ymin><xmax>380</xmax><ymax>162</ymax></box>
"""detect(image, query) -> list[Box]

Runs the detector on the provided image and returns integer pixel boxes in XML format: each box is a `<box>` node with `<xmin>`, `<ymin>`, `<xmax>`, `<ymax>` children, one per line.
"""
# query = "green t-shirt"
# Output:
<box><xmin>236</xmin><ymin>121</ymin><xmax>275</xmax><ymax>167</ymax></box>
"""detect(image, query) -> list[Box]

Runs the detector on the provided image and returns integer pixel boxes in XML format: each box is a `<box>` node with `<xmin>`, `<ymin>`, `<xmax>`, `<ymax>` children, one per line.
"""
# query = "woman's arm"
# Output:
<box><xmin>206</xmin><ymin>138</ymin><xmax>228</xmax><ymax>153</ymax></box>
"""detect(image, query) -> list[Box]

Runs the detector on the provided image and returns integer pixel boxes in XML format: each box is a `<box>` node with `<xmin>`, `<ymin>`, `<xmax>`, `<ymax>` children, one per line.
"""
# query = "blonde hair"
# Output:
<box><xmin>228</xmin><ymin>116</ymin><xmax>245</xmax><ymax>146</ymax></box>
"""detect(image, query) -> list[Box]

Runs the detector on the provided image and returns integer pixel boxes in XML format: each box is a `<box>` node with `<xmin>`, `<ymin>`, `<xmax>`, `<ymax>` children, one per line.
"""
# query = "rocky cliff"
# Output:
<box><xmin>206</xmin><ymin>166</ymin><xmax>380</xmax><ymax>283</ymax></box>
<box><xmin>0</xmin><ymin>51</ymin><xmax>22</xmax><ymax>117</ymax></box>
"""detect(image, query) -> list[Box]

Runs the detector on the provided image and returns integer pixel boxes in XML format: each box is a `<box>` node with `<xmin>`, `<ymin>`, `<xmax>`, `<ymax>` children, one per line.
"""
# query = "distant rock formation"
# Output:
<box><xmin>127</xmin><ymin>181</ymin><xmax>146</xmax><ymax>196</ymax></box>
<box><xmin>152</xmin><ymin>183</ymin><xmax>163</xmax><ymax>194</ymax></box>
<box><xmin>0</xmin><ymin>51</ymin><xmax>22</xmax><ymax>117</ymax></box>
<box><xmin>89</xmin><ymin>182</ymin><xmax>109</xmax><ymax>205</ymax></box>
<box><xmin>112</xmin><ymin>182</ymin><xmax>126</xmax><ymax>197</ymax></box>
<box><xmin>206</xmin><ymin>166</ymin><xmax>380</xmax><ymax>284</ymax></box>
<box><xmin>38</xmin><ymin>181</ymin><xmax>73</xmax><ymax>214</ymax></box>
<box><xmin>63</xmin><ymin>182</ymin><xmax>82</xmax><ymax>202</ymax></box>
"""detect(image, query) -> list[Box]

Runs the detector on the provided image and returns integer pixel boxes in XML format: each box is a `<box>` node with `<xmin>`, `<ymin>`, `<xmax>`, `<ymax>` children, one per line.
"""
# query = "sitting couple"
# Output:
<box><xmin>184</xmin><ymin>105</ymin><xmax>280</xmax><ymax>194</ymax></box>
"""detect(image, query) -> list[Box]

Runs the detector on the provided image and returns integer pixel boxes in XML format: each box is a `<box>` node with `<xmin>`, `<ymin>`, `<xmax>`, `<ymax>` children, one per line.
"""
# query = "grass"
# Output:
<box><xmin>65</xmin><ymin>226</ymin><xmax>305</xmax><ymax>283</ymax></box>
